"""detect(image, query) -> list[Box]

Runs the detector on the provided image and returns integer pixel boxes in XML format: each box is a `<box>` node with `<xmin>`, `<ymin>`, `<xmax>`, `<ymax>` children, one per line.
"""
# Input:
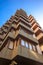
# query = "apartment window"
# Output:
<box><xmin>32</xmin><ymin>45</ymin><xmax>36</xmax><ymax>51</ymax></box>
<box><xmin>8</xmin><ymin>40</ymin><xmax>14</xmax><ymax>50</ymax></box>
<box><xmin>21</xmin><ymin>40</ymin><xmax>25</xmax><ymax>46</ymax></box>
<box><xmin>25</xmin><ymin>42</ymin><xmax>28</xmax><ymax>48</ymax></box>
<box><xmin>29</xmin><ymin>43</ymin><xmax>32</xmax><ymax>50</ymax></box>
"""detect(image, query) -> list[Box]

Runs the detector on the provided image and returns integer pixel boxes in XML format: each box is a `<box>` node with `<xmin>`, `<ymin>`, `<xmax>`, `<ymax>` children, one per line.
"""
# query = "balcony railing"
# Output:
<box><xmin>34</xmin><ymin>27</ymin><xmax>40</xmax><ymax>33</ymax></box>
<box><xmin>18</xmin><ymin>45</ymin><xmax>43</xmax><ymax>63</ymax></box>
<box><xmin>14</xmin><ymin>29</ymin><xmax>38</xmax><ymax>44</ymax></box>
<box><xmin>0</xmin><ymin>30</ymin><xmax>3</xmax><ymax>34</ymax></box>
<box><xmin>19</xmin><ymin>18</ymin><xmax>31</xmax><ymax>27</ymax></box>
<box><xmin>12</xmin><ymin>22</ymin><xmax>33</xmax><ymax>33</ymax></box>
<box><xmin>8</xmin><ymin>32</ymin><xmax>15</xmax><ymax>39</ymax></box>
<box><xmin>4</xmin><ymin>24</ymin><xmax>10</xmax><ymax>28</ymax></box>
<box><xmin>19</xmin><ymin>29</ymin><xmax>38</xmax><ymax>44</ymax></box>
<box><xmin>31</xmin><ymin>20</ymin><xmax>35</xmax><ymax>25</ymax></box>
<box><xmin>0</xmin><ymin>34</ymin><xmax>6</xmax><ymax>40</ymax></box>
<box><xmin>31</xmin><ymin>23</ymin><xmax>37</xmax><ymax>29</ymax></box>
<box><xmin>37</xmin><ymin>33</ymin><xmax>43</xmax><ymax>40</ymax></box>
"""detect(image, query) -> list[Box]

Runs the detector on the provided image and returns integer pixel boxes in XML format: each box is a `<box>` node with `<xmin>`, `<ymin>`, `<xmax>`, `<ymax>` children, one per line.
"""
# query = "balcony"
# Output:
<box><xmin>28</xmin><ymin>15</ymin><xmax>32</xmax><ymax>20</ymax></box>
<box><xmin>36</xmin><ymin>33</ymin><xmax>43</xmax><ymax>43</ymax></box>
<box><xmin>19</xmin><ymin>17</ymin><xmax>31</xmax><ymax>27</ymax></box>
<box><xmin>20</xmin><ymin>15</ymin><xmax>30</xmax><ymax>23</ymax></box>
<box><xmin>8</xmin><ymin>32</ymin><xmax>15</xmax><ymax>39</ymax></box>
<box><xmin>0</xmin><ymin>31</ymin><xmax>2</xmax><ymax>34</ymax></box>
<box><xmin>8</xmin><ymin>28</ymin><xmax>38</xmax><ymax>44</ymax></box>
<box><xmin>17</xmin><ymin>45</ymin><xmax>43</xmax><ymax>63</ymax></box>
<box><xmin>34</xmin><ymin>27</ymin><xmax>42</xmax><ymax>33</ymax></box>
<box><xmin>31</xmin><ymin>23</ymin><xmax>37</xmax><ymax>29</ymax></box>
<box><xmin>29</xmin><ymin>17</ymin><xmax>33</xmax><ymax>22</ymax></box>
<box><xmin>14</xmin><ymin>29</ymin><xmax>38</xmax><ymax>44</ymax></box>
<box><xmin>14</xmin><ymin>15</ymin><xmax>18</xmax><ymax>19</ymax></box>
<box><xmin>18</xmin><ymin>29</ymin><xmax>38</xmax><ymax>44</ymax></box>
<box><xmin>0</xmin><ymin>28</ymin><xmax>38</xmax><ymax>51</ymax></box>
<box><xmin>11</xmin><ymin>24</ymin><xmax>16</xmax><ymax>29</ymax></box>
<box><xmin>31</xmin><ymin>20</ymin><xmax>35</xmax><ymax>25</ymax></box>
<box><xmin>0</xmin><ymin>34</ymin><xmax>6</xmax><ymax>40</ymax></box>
<box><xmin>20</xmin><ymin>22</ymin><xmax>33</xmax><ymax>33</ymax></box>
<box><xmin>0</xmin><ymin>41</ymin><xmax>2</xmax><ymax>45</ymax></box>
<box><xmin>0</xmin><ymin>45</ymin><xmax>43</xmax><ymax>65</ymax></box>
<box><xmin>0</xmin><ymin>31</ymin><xmax>15</xmax><ymax>50</ymax></box>
<box><xmin>6</xmin><ymin>21</ymin><xmax>12</xmax><ymax>24</ymax></box>
<box><xmin>0</xmin><ymin>41</ymin><xmax>3</xmax><ymax>49</ymax></box>
<box><xmin>37</xmin><ymin>33</ymin><xmax>43</xmax><ymax>40</ymax></box>
<box><xmin>13</xmin><ymin>16</ymin><xmax>31</xmax><ymax>27</ymax></box>
<box><xmin>0</xmin><ymin>29</ymin><xmax>3</xmax><ymax>34</ymax></box>
<box><xmin>3</xmin><ymin>24</ymin><xmax>10</xmax><ymax>28</ymax></box>
<box><xmin>12</xmin><ymin>22</ymin><xmax>33</xmax><ymax>33</ymax></box>
<box><xmin>2</xmin><ymin>27</ymin><xmax>8</xmax><ymax>33</ymax></box>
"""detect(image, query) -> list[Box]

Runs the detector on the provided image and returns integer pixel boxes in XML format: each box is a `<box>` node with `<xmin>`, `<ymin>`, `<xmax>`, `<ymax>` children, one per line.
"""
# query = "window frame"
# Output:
<box><xmin>32</xmin><ymin>45</ymin><xmax>36</xmax><ymax>52</ymax></box>
<box><xmin>21</xmin><ymin>39</ymin><xmax>25</xmax><ymax>46</ymax></box>
<box><xmin>8</xmin><ymin>40</ymin><xmax>14</xmax><ymax>50</ymax></box>
<box><xmin>25</xmin><ymin>42</ymin><xmax>29</xmax><ymax>48</ymax></box>
<box><xmin>29</xmin><ymin>43</ymin><xmax>32</xmax><ymax>50</ymax></box>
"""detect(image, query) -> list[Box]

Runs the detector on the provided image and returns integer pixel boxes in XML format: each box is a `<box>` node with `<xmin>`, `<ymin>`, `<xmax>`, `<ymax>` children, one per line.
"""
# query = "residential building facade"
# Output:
<box><xmin>0</xmin><ymin>9</ymin><xmax>43</xmax><ymax>65</ymax></box>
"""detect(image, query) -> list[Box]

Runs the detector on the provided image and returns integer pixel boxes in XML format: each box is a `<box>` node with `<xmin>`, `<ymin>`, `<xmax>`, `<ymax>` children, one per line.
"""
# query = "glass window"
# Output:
<box><xmin>32</xmin><ymin>45</ymin><xmax>36</xmax><ymax>51</ymax></box>
<box><xmin>25</xmin><ymin>42</ymin><xmax>28</xmax><ymax>48</ymax></box>
<box><xmin>21</xmin><ymin>40</ymin><xmax>25</xmax><ymax>46</ymax></box>
<box><xmin>29</xmin><ymin>43</ymin><xmax>32</xmax><ymax>50</ymax></box>
<box><xmin>8</xmin><ymin>40</ymin><xmax>14</xmax><ymax>50</ymax></box>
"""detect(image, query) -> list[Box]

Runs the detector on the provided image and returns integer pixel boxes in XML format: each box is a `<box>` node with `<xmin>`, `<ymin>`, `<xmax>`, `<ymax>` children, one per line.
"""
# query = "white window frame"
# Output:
<box><xmin>21</xmin><ymin>40</ymin><xmax>25</xmax><ymax>46</ymax></box>
<box><xmin>25</xmin><ymin>42</ymin><xmax>28</xmax><ymax>48</ymax></box>
<box><xmin>29</xmin><ymin>43</ymin><xmax>32</xmax><ymax>50</ymax></box>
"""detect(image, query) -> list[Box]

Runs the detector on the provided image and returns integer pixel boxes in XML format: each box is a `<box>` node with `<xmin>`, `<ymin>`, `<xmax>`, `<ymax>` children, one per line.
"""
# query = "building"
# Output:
<box><xmin>0</xmin><ymin>9</ymin><xmax>43</xmax><ymax>65</ymax></box>
<box><xmin>28</xmin><ymin>15</ymin><xmax>43</xmax><ymax>54</ymax></box>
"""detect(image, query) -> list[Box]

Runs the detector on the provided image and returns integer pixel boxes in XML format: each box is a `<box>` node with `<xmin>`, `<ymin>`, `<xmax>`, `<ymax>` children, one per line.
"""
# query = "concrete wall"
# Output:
<box><xmin>0</xmin><ymin>39</ymin><xmax>20</xmax><ymax>60</ymax></box>
<box><xmin>18</xmin><ymin>45</ymin><xmax>43</xmax><ymax>63</ymax></box>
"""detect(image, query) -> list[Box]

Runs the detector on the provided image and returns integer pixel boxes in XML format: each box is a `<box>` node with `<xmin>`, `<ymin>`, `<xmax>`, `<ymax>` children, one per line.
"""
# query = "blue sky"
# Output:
<box><xmin>0</xmin><ymin>0</ymin><xmax>43</xmax><ymax>28</ymax></box>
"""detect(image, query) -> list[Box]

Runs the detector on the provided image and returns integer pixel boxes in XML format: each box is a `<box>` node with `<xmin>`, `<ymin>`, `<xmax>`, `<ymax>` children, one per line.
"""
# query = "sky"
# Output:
<box><xmin>0</xmin><ymin>0</ymin><xmax>43</xmax><ymax>29</ymax></box>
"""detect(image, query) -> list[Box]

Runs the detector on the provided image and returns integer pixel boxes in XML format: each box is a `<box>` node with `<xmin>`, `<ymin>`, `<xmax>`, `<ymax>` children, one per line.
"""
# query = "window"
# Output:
<box><xmin>25</xmin><ymin>42</ymin><xmax>28</xmax><ymax>48</ymax></box>
<box><xmin>32</xmin><ymin>45</ymin><xmax>36</xmax><ymax>51</ymax></box>
<box><xmin>21</xmin><ymin>40</ymin><xmax>25</xmax><ymax>46</ymax></box>
<box><xmin>8</xmin><ymin>40</ymin><xmax>14</xmax><ymax>50</ymax></box>
<box><xmin>29</xmin><ymin>43</ymin><xmax>32</xmax><ymax>50</ymax></box>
